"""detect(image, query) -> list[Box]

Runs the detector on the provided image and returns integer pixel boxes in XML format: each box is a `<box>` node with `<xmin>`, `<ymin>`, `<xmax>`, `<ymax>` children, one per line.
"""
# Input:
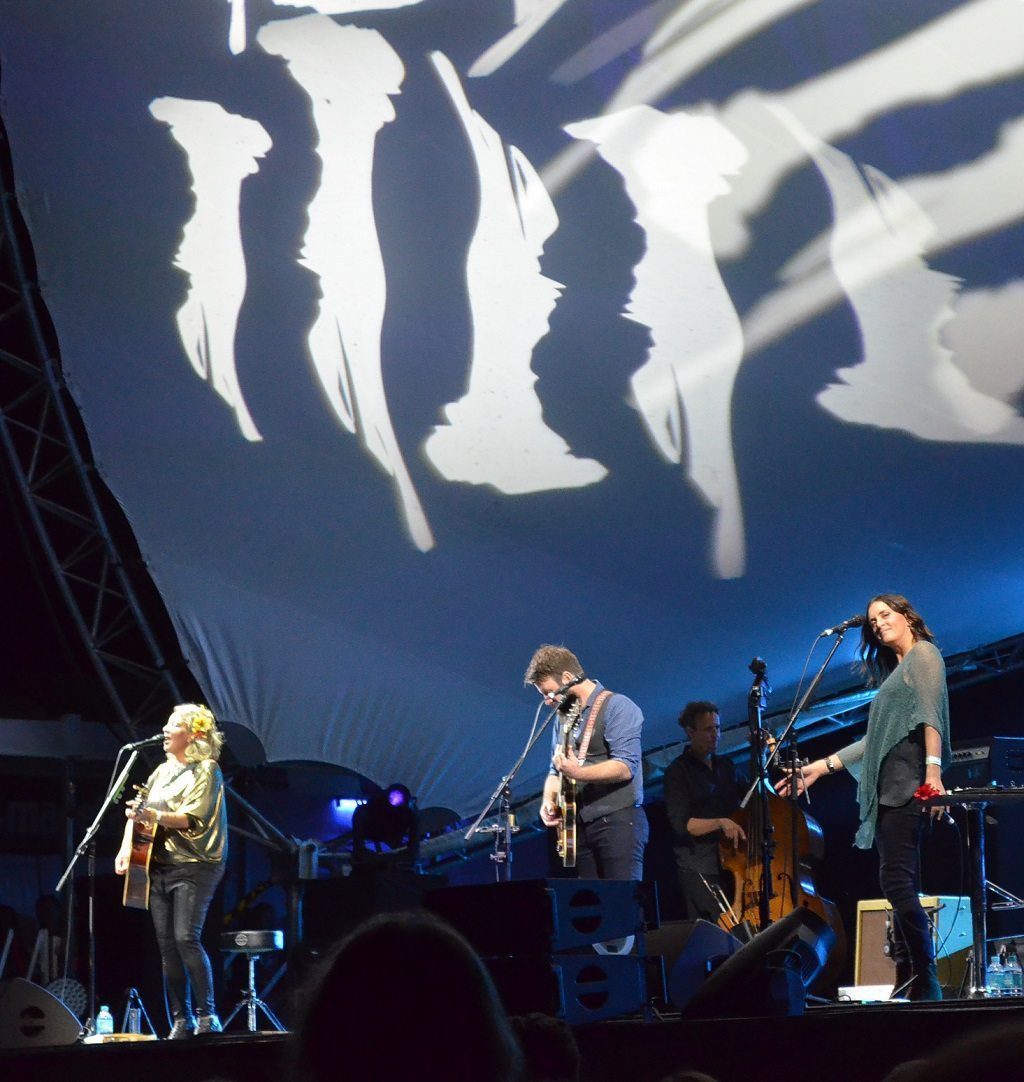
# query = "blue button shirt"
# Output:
<box><xmin>549</xmin><ymin>681</ymin><xmax>644</xmax><ymax>802</ymax></box>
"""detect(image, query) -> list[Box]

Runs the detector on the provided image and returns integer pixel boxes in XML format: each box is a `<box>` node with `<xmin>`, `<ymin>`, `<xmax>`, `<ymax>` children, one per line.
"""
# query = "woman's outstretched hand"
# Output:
<box><xmin>775</xmin><ymin>759</ymin><xmax>828</xmax><ymax>797</ymax></box>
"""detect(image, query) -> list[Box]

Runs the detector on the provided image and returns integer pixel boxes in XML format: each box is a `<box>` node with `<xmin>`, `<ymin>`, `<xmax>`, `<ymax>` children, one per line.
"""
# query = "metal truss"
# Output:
<box><xmin>0</xmin><ymin>119</ymin><xmax>306</xmax><ymax>962</ymax></box>
<box><xmin>0</xmin><ymin>116</ymin><xmax>192</xmax><ymax>741</ymax></box>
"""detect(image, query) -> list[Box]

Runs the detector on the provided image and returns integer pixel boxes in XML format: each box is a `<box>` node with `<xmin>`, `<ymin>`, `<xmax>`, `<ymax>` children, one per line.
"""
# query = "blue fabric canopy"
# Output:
<box><xmin>1</xmin><ymin>0</ymin><xmax>1022</xmax><ymax>814</ymax></box>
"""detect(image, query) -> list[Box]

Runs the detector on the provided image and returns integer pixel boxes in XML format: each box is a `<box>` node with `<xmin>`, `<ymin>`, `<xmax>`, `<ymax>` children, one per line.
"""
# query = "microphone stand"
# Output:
<box><xmin>763</xmin><ymin>629</ymin><xmax>852</xmax><ymax>932</ymax></box>
<box><xmin>738</xmin><ymin>658</ymin><xmax>773</xmax><ymax>930</ymax></box>
<box><xmin>763</xmin><ymin>629</ymin><xmax>851</xmax><ymax>781</ymax></box>
<box><xmin>55</xmin><ymin>747</ymin><xmax>142</xmax><ymax>1033</ymax></box>
<box><xmin>465</xmin><ymin>703</ymin><xmax>561</xmax><ymax>882</ymax></box>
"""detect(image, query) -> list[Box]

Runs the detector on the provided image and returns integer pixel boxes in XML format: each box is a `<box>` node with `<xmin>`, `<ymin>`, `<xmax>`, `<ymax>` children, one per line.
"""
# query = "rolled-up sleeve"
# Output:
<box><xmin>174</xmin><ymin>760</ymin><xmax>223</xmax><ymax>835</ymax></box>
<box><xmin>602</xmin><ymin>695</ymin><xmax>643</xmax><ymax>780</ymax></box>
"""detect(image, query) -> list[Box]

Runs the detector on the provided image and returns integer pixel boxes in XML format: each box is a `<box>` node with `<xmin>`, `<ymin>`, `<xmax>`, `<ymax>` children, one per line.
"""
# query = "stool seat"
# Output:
<box><xmin>221</xmin><ymin>930</ymin><xmax>284</xmax><ymax>954</ymax></box>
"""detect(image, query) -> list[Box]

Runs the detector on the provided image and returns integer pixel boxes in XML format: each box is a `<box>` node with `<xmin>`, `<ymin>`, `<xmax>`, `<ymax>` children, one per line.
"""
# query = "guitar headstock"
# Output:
<box><xmin>127</xmin><ymin>783</ymin><xmax>150</xmax><ymax>808</ymax></box>
<box><xmin>560</xmin><ymin>700</ymin><xmax>581</xmax><ymax>730</ymax></box>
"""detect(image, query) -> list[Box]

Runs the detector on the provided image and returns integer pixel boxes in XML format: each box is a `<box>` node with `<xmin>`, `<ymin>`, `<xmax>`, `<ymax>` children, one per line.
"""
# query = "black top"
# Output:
<box><xmin>662</xmin><ymin>748</ymin><xmax>743</xmax><ymax>875</ymax></box>
<box><xmin>878</xmin><ymin>727</ymin><xmax>925</xmax><ymax>807</ymax></box>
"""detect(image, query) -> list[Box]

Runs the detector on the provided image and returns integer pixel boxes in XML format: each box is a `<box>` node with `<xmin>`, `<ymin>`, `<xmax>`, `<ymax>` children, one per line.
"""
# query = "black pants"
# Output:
<box><xmin>149</xmin><ymin>861</ymin><xmax>225</xmax><ymax>1020</ymax></box>
<box><xmin>875</xmin><ymin>801</ymin><xmax>932</xmax><ymax>970</ymax></box>
<box><xmin>576</xmin><ymin>806</ymin><xmax>648</xmax><ymax>880</ymax></box>
<box><xmin>678</xmin><ymin>869</ymin><xmax>721</xmax><ymax>922</ymax></box>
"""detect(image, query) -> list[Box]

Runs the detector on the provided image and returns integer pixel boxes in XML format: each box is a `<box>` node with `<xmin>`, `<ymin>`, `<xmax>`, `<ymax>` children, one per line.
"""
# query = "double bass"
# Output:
<box><xmin>714</xmin><ymin>658</ymin><xmax>846</xmax><ymax>984</ymax></box>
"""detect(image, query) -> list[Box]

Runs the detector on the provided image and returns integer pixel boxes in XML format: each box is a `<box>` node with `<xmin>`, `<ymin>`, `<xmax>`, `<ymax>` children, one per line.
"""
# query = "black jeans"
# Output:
<box><xmin>875</xmin><ymin>801</ymin><xmax>931</xmax><ymax>970</ymax></box>
<box><xmin>678</xmin><ymin>869</ymin><xmax>721</xmax><ymax>922</ymax></box>
<box><xmin>149</xmin><ymin>860</ymin><xmax>225</xmax><ymax>1020</ymax></box>
<box><xmin>576</xmin><ymin>806</ymin><xmax>648</xmax><ymax>880</ymax></box>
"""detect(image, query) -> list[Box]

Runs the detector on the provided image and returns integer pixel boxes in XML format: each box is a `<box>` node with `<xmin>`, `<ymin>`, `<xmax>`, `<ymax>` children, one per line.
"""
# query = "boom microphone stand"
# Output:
<box><xmin>465</xmin><ymin>700</ymin><xmax>561</xmax><ymax>882</ymax></box>
<box><xmin>763</xmin><ymin>628</ymin><xmax>853</xmax><ymax>784</ymax></box>
<box><xmin>55</xmin><ymin>746</ymin><xmax>143</xmax><ymax>1033</ymax></box>
<box><xmin>763</xmin><ymin>628</ymin><xmax>854</xmax><ymax>942</ymax></box>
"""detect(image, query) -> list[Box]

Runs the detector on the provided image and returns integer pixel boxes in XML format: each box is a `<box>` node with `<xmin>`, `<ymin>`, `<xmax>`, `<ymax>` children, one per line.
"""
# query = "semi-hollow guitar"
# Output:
<box><xmin>555</xmin><ymin>701</ymin><xmax>581</xmax><ymax>867</ymax></box>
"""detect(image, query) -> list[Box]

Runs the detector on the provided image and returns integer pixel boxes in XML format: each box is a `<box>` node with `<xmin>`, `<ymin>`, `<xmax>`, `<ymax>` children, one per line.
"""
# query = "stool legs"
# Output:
<box><xmin>222</xmin><ymin>951</ymin><xmax>287</xmax><ymax>1033</ymax></box>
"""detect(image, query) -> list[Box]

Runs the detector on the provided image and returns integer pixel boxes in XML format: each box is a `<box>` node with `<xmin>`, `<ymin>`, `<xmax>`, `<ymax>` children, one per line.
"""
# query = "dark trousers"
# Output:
<box><xmin>576</xmin><ymin>806</ymin><xmax>648</xmax><ymax>880</ymax></box>
<box><xmin>678</xmin><ymin>869</ymin><xmax>721</xmax><ymax>922</ymax></box>
<box><xmin>149</xmin><ymin>861</ymin><xmax>225</xmax><ymax>1020</ymax></box>
<box><xmin>876</xmin><ymin>801</ymin><xmax>932</xmax><ymax>972</ymax></box>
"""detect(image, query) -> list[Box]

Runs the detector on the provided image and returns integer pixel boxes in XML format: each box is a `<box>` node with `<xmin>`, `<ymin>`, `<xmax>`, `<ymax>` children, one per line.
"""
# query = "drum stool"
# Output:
<box><xmin>220</xmin><ymin>930</ymin><xmax>286</xmax><ymax>1032</ymax></box>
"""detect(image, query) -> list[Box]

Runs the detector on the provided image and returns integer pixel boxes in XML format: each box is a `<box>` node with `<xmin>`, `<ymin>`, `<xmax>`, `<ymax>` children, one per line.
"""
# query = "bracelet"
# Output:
<box><xmin>925</xmin><ymin>755</ymin><xmax>943</xmax><ymax>767</ymax></box>
<box><xmin>153</xmin><ymin>810</ymin><xmax>162</xmax><ymax>826</ymax></box>
<box><xmin>825</xmin><ymin>756</ymin><xmax>836</xmax><ymax>775</ymax></box>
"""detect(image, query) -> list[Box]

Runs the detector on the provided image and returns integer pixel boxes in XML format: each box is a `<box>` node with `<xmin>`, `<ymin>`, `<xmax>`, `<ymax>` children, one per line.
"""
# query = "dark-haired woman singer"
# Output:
<box><xmin>778</xmin><ymin>594</ymin><xmax>950</xmax><ymax>1001</ymax></box>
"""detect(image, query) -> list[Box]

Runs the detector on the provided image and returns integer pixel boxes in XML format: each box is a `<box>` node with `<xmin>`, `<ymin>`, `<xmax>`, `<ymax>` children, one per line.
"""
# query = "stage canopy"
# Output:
<box><xmin>1</xmin><ymin>0</ymin><xmax>1022</xmax><ymax>814</ymax></box>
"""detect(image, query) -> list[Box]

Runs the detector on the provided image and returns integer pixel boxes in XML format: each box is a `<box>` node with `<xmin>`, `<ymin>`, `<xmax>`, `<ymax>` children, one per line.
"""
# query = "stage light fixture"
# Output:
<box><xmin>331</xmin><ymin>797</ymin><xmax>364</xmax><ymax>830</ymax></box>
<box><xmin>386</xmin><ymin>784</ymin><xmax>411</xmax><ymax>808</ymax></box>
<box><xmin>352</xmin><ymin>783</ymin><xmax>418</xmax><ymax>858</ymax></box>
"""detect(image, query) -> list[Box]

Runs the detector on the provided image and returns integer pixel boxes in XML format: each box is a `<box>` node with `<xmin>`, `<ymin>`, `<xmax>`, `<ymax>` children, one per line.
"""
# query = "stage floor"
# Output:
<box><xmin>3</xmin><ymin>998</ymin><xmax>1024</xmax><ymax>1082</ymax></box>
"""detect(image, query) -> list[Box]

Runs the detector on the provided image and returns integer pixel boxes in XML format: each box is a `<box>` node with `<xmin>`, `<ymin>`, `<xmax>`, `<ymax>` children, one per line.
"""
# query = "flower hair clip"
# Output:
<box><xmin>186</xmin><ymin>705</ymin><xmax>216</xmax><ymax>736</ymax></box>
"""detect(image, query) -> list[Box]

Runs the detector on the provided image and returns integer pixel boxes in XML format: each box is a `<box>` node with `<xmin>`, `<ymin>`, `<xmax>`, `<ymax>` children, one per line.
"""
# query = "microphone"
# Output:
<box><xmin>819</xmin><ymin>614</ymin><xmax>865</xmax><ymax>638</ymax></box>
<box><xmin>548</xmin><ymin>673</ymin><xmax>587</xmax><ymax>701</ymax></box>
<box><xmin>122</xmin><ymin>734</ymin><xmax>165</xmax><ymax>750</ymax></box>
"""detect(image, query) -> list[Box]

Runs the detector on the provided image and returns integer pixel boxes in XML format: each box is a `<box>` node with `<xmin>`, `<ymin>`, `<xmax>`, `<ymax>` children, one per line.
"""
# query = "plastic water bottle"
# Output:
<box><xmin>1005</xmin><ymin>943</ymin><xmax>1023</xmax><ymax>997</ymax></box>
<box><xmin>96</xmin><ymin>1005</ymin><xmax>115</xmax><ymax>1035</ymax></box>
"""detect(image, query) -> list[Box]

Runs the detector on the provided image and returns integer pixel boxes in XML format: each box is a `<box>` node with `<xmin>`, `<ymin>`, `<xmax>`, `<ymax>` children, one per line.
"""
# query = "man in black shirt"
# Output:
<box><xmin>662</xmin><ymin>701</ymin><xmax>745</xmax><ymax>921</ymax></box>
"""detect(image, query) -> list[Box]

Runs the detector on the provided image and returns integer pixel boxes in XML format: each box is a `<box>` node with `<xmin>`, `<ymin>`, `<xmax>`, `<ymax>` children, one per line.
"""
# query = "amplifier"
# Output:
<box><xmin>945</xmin><ymin>737</ymin><xmax>1024</xmax><ymax>789</ymax></box>
<box><xmin>855</xmin><ymin>896</ymin><xmax>971</xmax><ymax>987</ymax></box>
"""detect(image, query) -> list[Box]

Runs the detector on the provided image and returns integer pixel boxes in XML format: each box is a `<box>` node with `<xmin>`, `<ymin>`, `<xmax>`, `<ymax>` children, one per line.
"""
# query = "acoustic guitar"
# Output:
<box><xmin>122</xmin><ymin>784</ymin><xmax>155</xmax><ymax>910</ymax></box>
<box><xmin>555</xmin><ymin>701</ymin><xmax>581</xmax><ymax>867</ymax></box>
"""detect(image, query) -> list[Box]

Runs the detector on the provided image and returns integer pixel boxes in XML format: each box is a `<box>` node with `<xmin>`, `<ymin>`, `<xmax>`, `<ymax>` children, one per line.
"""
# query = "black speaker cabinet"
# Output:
<box><xmin>426</xmin><ymin>878</ymin><xmax>655</xmax><ymax>956</ymax></box>
<box><xmin>484</xmin><ymin>953</ymin><xmax>648</xmax><ymax>1025</ymax></box>
<box><xmin>0</xmin><ymin>979</ymin><xmax>82</xmax><ymax>1049</ymax></box>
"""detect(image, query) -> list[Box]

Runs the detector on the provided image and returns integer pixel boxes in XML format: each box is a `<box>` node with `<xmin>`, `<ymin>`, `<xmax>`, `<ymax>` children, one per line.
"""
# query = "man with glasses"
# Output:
<box><xmin>526</xmin><ymin>644</ymin><xmax>647</xmax><ymax>880</ymax></box>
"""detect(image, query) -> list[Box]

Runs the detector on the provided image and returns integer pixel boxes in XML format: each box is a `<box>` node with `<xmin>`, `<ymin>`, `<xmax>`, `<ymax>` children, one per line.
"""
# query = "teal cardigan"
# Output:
<box><xmin>836</xmin><ymin>640</ymin><xmax>951</xmax><ymax>849</ymax></box>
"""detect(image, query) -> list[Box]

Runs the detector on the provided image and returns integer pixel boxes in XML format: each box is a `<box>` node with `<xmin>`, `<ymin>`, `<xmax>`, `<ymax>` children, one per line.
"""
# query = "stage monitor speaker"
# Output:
<box><xmin>680</xmin><ymin>907</ymin><xmax>836</xmax><ymax>1019</ymax></box>
<box><xmin>426</xmin><ymin>879</ymin><xmax>655</xmax><ymax>955</ymax></box>
<box><xmin>484</xmin><ymin>953</ymin><xmax>648</xmax><ymax>1025</ymax></box>
<box><xmin>854</xmin><ymin>896</ymin><xmax>971</xmax><ymax>987</ymax></box>
<box><xmin>301</xmin><ymin>869</ymin><xmax>444</xmax><ymax>951</ymax></box>
<box><xmin>0</xmin><ymin>978</ymin><xmax>82</xmax><ymax>1049</ymax></box>
<box><xmin>645</xmin><ymin>919</ymin><xmax>744</xmax><ymax>1010</ymax></box>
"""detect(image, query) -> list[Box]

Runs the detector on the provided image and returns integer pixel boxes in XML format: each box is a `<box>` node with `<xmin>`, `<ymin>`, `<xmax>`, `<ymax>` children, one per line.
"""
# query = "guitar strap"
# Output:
<box><xmin>576</xmin><ymin>690</ymin><xmax>612</xmax><ymax>764</ymax></box>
